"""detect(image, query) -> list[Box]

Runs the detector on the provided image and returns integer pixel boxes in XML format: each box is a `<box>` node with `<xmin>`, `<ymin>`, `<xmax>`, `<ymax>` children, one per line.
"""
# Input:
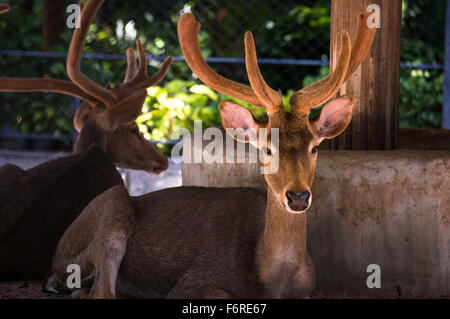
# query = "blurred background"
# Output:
<box><xmin>0</xmin><ymin>0</ymin><xmax>445</xmax><ymax>152</ymax></box>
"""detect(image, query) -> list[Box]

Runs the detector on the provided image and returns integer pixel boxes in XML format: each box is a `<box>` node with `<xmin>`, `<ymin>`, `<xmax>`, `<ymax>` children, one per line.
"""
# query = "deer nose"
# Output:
<box><xmin>286</xmin><ymin>191</ymin><xmax>310</xmax><ymax>212</ymax></box>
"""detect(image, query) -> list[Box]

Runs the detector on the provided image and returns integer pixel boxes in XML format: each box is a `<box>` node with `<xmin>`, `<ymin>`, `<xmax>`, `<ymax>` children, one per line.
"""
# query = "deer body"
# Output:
<box><xmin>0</xmin><ymin>145</ymin><xmax>124</xmax><ymax>280</ymax></box>
<box><xmin>0</xmin><ymin>0</ymin><xmax>171</xmax><ymax>280</ymax></box>
<box><xmin>48</xmin><ymin>10</ymin><xmax>375</xmax><ymax>298</ymax></box>
<box><xmin>51</xmin><ymin>185</ymin><xmax>313</xmax><ymax>298</ymax></box>
<box><xmin>120</xmin><ymin>186</ymin><xmax>313</xmax><ymax>298</ymax></box>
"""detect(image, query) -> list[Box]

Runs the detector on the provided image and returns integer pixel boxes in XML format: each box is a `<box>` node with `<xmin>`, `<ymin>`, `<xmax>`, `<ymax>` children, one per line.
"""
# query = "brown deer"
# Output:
<box><xmin>0</xmin><ymin>0</ymin><xmax>171</xmax><ymax>280</ymax></box>
<box><xmin>47</xmin><ymin>12</ymin><xmax>375</xmax><ymax>298</ymax></box>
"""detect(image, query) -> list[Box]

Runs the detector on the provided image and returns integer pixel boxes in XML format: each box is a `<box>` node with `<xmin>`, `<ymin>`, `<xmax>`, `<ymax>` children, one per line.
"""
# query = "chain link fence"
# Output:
<box><xmin>0</xmin><ymin>0</ymin><xmax>445</xmax><ymax>150</ymax></box>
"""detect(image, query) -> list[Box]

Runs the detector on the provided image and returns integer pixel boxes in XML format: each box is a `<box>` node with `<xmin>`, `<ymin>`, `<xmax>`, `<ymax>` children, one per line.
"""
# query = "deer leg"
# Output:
<box><xmin>71</xmin><ymin>288</ymin><xmax>91</xmax><ymax>299</ymax></box>
<box><xmin>50</xmin><ymin>185</ymin><xmax>134</xmax><ymax>299</ymax></box>
<box><xmin>167</xmin><ymin>272</ymin><xmax>234</xmax><ymax>299</ymax></box>
<box><xmin>87</xmin><ymin>233</ymin><xmax>127</xmax><ymax>299</ymax></box>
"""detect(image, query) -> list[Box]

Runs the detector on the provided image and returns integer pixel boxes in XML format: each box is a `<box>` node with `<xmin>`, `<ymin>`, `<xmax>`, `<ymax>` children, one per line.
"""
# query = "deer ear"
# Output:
<box><xmin>97</xmin><ymin>91</ymin><xmax>147</xmax><ymax>132</ymax></box>
<box><xmin>73</xmin><ymin>102</ymin><xmax>92</xmax><ymax>133</ymax></box>
<box><xmin>219</xmin><ymin>100</ymin><xmax>265</xmax><ymax>147</ymax></box>
<box><xmin>313</xmin><ymin>95</ymin><xmax>354</xmax><ymax>141</ymax></box>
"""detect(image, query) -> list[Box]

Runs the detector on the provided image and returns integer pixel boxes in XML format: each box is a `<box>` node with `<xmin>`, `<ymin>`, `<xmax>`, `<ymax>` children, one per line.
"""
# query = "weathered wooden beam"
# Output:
<box><xmin>328</xmin><ymin>0</ymin><xmax>402</xmax><ymax>150</ymax></box>
<box><xmin>443</xmin><ymin>0</ymin><xmax>450</xmax><ymax>129</ymax></box>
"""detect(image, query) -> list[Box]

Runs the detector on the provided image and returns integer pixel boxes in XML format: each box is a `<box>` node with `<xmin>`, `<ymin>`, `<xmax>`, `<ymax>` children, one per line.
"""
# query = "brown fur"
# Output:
<box><xmin>0</xmin><ymin>146</ymin><xmax>123</xmax><ymax>280</ymax></box>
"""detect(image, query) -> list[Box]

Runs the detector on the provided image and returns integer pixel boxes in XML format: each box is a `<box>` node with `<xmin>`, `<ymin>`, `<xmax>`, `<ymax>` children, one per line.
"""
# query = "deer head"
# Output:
<box><xmin>178</xmin><ymin>13</ymin><xmax>375</xmax><ymax>213</ymax></box>
<box><xmin>0</xmin><ymin>0</ymin><xmax>172</xmax><ymax>173</ymax></box>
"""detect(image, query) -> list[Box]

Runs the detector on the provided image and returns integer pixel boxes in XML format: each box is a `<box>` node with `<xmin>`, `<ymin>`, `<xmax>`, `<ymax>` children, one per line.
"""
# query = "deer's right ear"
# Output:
<box><xmin>73</xmin><ymin>102</ymin><xmax>92</xmax><ymax>133</ymax></box>
<box><xmin>219</xmin><ymin>101</ymin><xmax>265</xmax><ymax>147</ymax></box>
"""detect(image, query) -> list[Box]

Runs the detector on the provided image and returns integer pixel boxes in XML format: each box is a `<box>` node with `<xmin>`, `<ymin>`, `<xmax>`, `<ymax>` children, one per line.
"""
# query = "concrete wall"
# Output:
<box><xmin>183</xmin><ymin>136</ymin><xmax>450</xmax><ymax>297</ymax></box>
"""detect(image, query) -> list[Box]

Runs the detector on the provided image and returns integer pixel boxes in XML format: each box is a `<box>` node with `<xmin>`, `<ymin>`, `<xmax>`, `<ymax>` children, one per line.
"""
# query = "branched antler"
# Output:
<box><xmin>178</xmin><ymin>12</ymin><xmax>376</xmax><ymax>116</ymax></box>
<box><xmin>0</xmin><ymin>0</ymin><xmax>172</xmax><ymax>111</ymax></box>
<box><xmin>290</xmin><ymin>12</ymin><xmax>376</xmax><ymax>114</ymax></box>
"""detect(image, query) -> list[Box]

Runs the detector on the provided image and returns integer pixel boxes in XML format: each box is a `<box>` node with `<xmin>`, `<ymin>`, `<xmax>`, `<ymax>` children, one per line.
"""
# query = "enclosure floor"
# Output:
<box><xmin>0</xmin><ymin>281</ymin><xmax>355</xmax><ymax>299</ymax></box>
<box><xmin>1</xmin><ymin>281</ymin><xmax>442</xmax><ymax>299</ymax></box>
<box><xmin>0</xmin><ymin>281</ymin><xmax>69</xmax><ymax>299</ymax></box>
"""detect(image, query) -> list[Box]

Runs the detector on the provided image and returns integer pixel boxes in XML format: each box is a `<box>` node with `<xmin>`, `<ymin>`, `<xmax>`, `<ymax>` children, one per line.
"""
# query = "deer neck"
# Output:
<box><xmin>73</xmin><ymin>123</ymin><xmax>108</xmax><ymax>156</ymax></box>
<box><xmin>257</xmin><ymin>186</ymin><xmax>308</xmax><ymax>291</ymax></box>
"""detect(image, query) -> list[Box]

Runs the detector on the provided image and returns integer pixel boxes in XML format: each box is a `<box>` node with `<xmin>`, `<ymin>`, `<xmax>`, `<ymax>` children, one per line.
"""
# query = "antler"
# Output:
<box><xmin>0</xmin><ymin>3</ymin><xmax>10</xmax><ymax>14</ymax></box>
<box><xmin>122</xmin><ymin>40</ymin><xmax>172</xmax><ymax>90</ymax></box>
<box><xmin>178</xmin><ymin>12</ymin><xmax>375</xmax><ymax>117</ymax></box>
<box><xmin>123</xmin><ymin>48</ymin><xmax>137</xmax><ymax>84</ymax></box>
<box><xmin>0</xmin><ymin>78</ymin><xmax>98</xmax><ymax>104</ymax></box>
<box><xmin>290</xmin><ymin>12</ymin><xmax>376</xmax><ymax>114</ymax></box>
<box><xmin>0</xmin><ymin>0</ymin><xmax>172</xmax><ymax>109</ymax></box>
<box><xmin>178</xmin><ymin>13</ymin><xmax>282</xmax><ymax>114</ymax></box>
<box><xmin>66</xmin><ymin>0</ymin><xmax>118</xmax><ymax>107</ymax></box>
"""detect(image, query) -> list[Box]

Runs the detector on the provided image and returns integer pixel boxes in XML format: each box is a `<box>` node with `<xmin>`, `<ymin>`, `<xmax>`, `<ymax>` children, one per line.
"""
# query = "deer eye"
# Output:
<box><xmin>312</xmin><ymin>146</ymin><xmax>319</xmax><ymax>154</ymax></box>
<box><xmin>131</xmin><ymin>128</ymin><xmax>140</xmax><ymax>137</ymax></box>
<box><xmin>262</xmin><ymin>147</ymin><xmax>272</xmax><ymax>156</ymax></box>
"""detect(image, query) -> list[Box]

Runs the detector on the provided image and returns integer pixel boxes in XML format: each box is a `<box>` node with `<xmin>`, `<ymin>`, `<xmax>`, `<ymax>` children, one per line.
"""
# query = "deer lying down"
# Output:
<box><xmin>0</xmin><ymin>0</ymin><xmax>170</xmax><ymax>280</ymax></box>
<box><xmin>48</xmin><ymin>12</ymin><xmax>375</xmax><ymax>298</ymax></box>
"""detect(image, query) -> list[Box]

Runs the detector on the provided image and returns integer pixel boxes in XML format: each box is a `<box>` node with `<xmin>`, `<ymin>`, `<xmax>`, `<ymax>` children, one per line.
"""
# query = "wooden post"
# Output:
<box><xmin>443</xmin><ymin>0</ymin><xmax>450</xmax><ymax>129</ymax></box>
<box><xmin>329</xmin><ymin>0</ymin><xmax>402</xmax><ymax>150</ymax></box>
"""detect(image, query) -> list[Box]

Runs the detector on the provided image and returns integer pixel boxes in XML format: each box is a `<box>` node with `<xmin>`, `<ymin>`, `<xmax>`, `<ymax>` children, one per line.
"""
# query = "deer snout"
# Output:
<box><xmin>286</xmin><ymin>191</ymin><xmax>311</xmax><ymax>212</ymax></box>
<box><xmin>152</xmin><ymin>157</ymin><xmax>169</xmax><ymax>174</ymax></box>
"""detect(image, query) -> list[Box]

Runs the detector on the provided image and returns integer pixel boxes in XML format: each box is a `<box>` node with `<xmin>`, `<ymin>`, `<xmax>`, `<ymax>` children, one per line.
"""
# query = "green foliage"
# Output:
<box><xmin>137</xmin><ymin>80</ymin><xmax>220</xmax><ymax>141</ymax></box>
<box><xmin>399</xmin><ymin>69</ymin><xmax>443</xmax><ymax>128</ymax></box>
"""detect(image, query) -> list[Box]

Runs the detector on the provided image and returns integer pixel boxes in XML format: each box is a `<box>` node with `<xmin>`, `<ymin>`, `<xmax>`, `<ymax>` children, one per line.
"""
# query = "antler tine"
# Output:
<box><xmin>344</xmin><ymin>12</ymin><xmax>377</xmax><ymax>81</ymax></box>
<box><xmin>291</xmin><ymin>12</ymin><xmax>377</xmax><ymax>114</ymax></box>
<box><xmin>291</xmin><ymin>31</ymin><xmax>351</xmax><ymax>113</ymax></box>
<box><xmin>123</xmin><ymin>48</ymin><xmax>137</xmax><ymax>84</ymax></box>
<box><xmin>178</xmin><ymin>13</ymin><xmax>263</xmax><ymax>107</ymax></box>
<box><xmin>0</xmin><ymin>3</ymin><xmax>10</xmax><ymax>14</ymax></box>
<box><xmin>124</xmin><ymin>40</ymin><xmax>173</xmax><ymax>90</ymax></box>
<box><xmin>66</xmin><ymin>0</ymin><xmax>118</xmax><ymax>107</ymax></box>
<box><xmin>0</xmin><ymin>78</ymin><xmax>98</xmax><ymax>104</ymax></box>
<box><xmin>244</xmin><ymin>31</ymin><xmax>282</xmax><ymax>114</ymax></box>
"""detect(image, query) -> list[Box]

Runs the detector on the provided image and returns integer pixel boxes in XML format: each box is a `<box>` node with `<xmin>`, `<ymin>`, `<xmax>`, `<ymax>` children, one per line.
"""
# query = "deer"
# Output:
<box><xmin>47</xmin><ymin>11</ymin><xmax>375</xmax><ymax>298</ymax></box>
<box><xmin>0</xmin><ymin>0</ymin><xmax>172</xmax><ymax>280</ymax></box>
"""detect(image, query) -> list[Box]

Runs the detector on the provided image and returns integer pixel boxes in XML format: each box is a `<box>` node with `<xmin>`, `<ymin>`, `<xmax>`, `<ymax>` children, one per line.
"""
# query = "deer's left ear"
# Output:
<box><xmin>312</xmin><ymin>95</ymin><xmax>354</xmax><ymax>141</ymax></box>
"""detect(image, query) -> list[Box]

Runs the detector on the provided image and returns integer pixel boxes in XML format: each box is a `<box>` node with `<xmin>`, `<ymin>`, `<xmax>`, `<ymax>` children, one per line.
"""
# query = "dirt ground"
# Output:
<box><xmin>0</xmin><ymin>281</ymin><xmax>357</xmax><ymax>299</ymax></box>
<box><xmin>0</xmin><ymin>281</ymin><xmax>69</xmax><ymax>299</ymax></box>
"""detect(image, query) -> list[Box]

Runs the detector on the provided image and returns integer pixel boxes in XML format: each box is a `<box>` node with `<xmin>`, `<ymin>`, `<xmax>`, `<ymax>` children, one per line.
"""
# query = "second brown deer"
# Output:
<box><xmin>0</xmin><ymin>0</ymin><xmax>171</xmax><ymax>280</ymax></box>
<box><xmin>48</xmin><ymin>11</ymin><xmax>375</xmax><ymax>298</ymax></box>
